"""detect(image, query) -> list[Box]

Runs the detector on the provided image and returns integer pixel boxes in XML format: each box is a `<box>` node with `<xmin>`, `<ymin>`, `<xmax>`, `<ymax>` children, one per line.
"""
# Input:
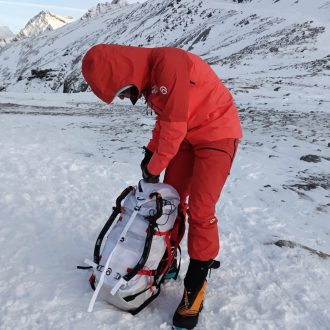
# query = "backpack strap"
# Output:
<box><xmin>170</xmin><ymin>210</ymin><xmax>186</xmax><ymax>250</ymax></box>
<box><xmin>123</xmin><ymin>192</ymin><xmax>163</xmax><ymax>281</ymax></box>
<box><xmin>93</xmin><ymin>186</ymin><xmax>134</xmax><ymax>263</ymax></box>
<box><xmin>126</xmin><ymin>229</ymin><xmax>172</xmax><ymax>277</ymax></box>
<box><xmin>155</xmin><ymin>230</ymin><xmax>172</xmax><ymax>275</ymax></box>
<box><xmin>89</xmin><ymin>206</ymin><xmax>141</xmax><ymax>312</ymax></box>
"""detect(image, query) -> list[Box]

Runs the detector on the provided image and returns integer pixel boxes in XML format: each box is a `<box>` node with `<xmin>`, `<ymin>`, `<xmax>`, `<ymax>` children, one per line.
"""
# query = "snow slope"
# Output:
<box><xmin>0</xmin><ymin>92</ymin><xmax>329</xmax><ymax>329</ymax></box>
<box><xmin>82</xmin><ymin>0</ymin><xmax>129</xmax><ymax>19</ymax></box>
<box><xmin>0</xmin><ymin>0</ymin><xmax>329</xmax><ymax>114</ymax></box>
<box><xmin>0</xmin><ymin>0</ymin><xmax>330</xmax><ymax>328</ymax></box>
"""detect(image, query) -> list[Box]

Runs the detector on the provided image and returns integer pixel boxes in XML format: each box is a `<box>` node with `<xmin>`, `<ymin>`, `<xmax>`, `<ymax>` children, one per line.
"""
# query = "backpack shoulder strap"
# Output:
<box><xmin>124</xmin><ymin>192</ymin><xmax>163</xmax><ymax>281</ymax></box>
<box><xmin>93</xmin><ymin>186</ymin><xmax>134</xmax><ymax>263</ymax></box>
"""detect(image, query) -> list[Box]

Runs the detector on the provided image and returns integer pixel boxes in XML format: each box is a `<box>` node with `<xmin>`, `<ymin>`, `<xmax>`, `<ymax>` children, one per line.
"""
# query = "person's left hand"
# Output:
<box><xmin>140</xmin><ymin>147</ymin><xmax>153</xmax><ymax>170</ymax></box>
<box><xmin>141</xmin><ymin>163</ymin><xmax>159</xmax><ymax>183</ymax></box>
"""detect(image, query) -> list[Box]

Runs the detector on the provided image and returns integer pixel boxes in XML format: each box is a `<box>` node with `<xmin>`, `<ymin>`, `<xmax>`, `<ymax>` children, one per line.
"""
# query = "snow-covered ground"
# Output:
<box><xmin>0</xmin><ymin>92</ymin><xmax>329</xmax><ymax>329</ymax></box>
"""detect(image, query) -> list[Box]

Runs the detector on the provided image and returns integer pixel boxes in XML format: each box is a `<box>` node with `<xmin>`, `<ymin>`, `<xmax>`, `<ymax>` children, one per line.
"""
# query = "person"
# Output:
<box><xmin>82</xmin><ymin>44</ymin><xmax>242</xmax><ymax>329</ymax></box>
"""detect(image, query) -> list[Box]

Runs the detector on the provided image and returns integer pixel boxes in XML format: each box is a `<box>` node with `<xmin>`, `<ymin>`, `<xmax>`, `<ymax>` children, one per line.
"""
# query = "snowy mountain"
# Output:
<box><xmin>0</xmin><ymin>26</ymin><xmax>15</xmax><ymax>48</ymax></box>
<box><xmin>0</xmin><ymin>10</ymin><xmax>74</xmax><ymax>48</ymax></box>
<box><xmin>82</xmin><ymin>0</ymin><xmax>129</xmax><ymax>19</ymax></box>
<box><xmin>15</xmin><ymin>10</ymin><xmax>75</xmax><ymax>40</ymax></box>
<box><xmin>0</xmin><ymin>26</ymin><xmax>14</xmax><ymax>39</ymax></box>
<box><xmin>0</xmin><ymin>0</ymin><xmax>329</xmax><ymax>116</ymax></box>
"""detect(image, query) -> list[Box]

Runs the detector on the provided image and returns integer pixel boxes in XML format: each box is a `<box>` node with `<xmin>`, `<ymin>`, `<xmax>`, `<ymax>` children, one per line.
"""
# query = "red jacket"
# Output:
<box><xmin>82</xmin><ymin>44</ymin><xmax>242</xmax><ymax>175</ymax></box>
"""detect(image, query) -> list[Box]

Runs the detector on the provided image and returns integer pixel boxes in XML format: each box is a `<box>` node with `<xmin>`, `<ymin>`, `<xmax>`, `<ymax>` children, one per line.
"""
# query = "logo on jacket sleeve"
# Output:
<box><xmin>152</xmin><ymin>85</ymin><xmax>168</xmax><ymax>95</ymax></box>
<box><xmin>160</xmin><ymin>86</ymin><xmax>167</xmax><ymax>95</ymax></box>
<box><xmin>151</xmin><ymin>85</ymin><xmax>158</xmax><ymax>94</ymax></box>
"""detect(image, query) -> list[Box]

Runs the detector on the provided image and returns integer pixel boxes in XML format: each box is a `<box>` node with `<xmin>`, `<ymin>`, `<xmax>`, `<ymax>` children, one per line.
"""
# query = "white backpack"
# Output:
<box><xmin>79</xmin><ymin>180</ymin><xmax>181</xmax><ymax>314</ymax></box>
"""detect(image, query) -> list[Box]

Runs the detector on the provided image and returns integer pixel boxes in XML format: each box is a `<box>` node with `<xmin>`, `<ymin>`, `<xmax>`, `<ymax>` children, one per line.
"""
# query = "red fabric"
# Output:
<box><xmin>82</xmin><ymin>44</ymin><xmax>242</xmax><ymax>176</ymax></box>
<box><xmin>81</xmin><ymin>44</ymin><xmax>150</xmax><ymax>104</ymax></box>
<box><xmin>164</xmin><ymin>138</ymin><xmax>238</xmax><ymax>261</ymax></box>
<box><xmin>170</xmin><ymin>207</ymin><xmax>186</xmax><ymax>249</ymax></box>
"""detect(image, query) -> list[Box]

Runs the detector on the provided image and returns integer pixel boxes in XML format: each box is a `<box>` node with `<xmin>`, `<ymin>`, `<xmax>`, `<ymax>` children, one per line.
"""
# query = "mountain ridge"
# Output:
<box><xmin>82</xmin><ymin>0</ymin><xmax>129</xmax><ymax>20</ymax></box>
<box><xmin>0</xmin><ymin>10</ymin><xmax>74</xmax><ymax>48</ymax></box>
<box><xmin>0</xmin><ymin>0</ymin><xmax>329</xmax><ymax>113</ymax></box>
<box><xmin>16</xmin><ymin>10</ymin><xmax>74</xmax><ymax>40</ymax></box>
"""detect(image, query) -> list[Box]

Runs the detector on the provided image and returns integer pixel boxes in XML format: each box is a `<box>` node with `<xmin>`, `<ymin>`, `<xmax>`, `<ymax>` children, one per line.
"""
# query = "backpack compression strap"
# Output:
<box><xmin>108</xmin><ymin>192</ymin><xmax>164</xmax><ymax>298</ymax></box>
<box><xmin>93</xmin><ymin>186</ymin><xmax>134</xmax><ymax>263</ymax></box>
<box><xmin>89</xmin><ymin>204</ymin><xmax>141</xmax><ymax>312</ymax></box>
<box><xmin>123</xmin><ymin>192</ymin><xmax>163</xmax><ymax>281</ymax></box>
<box><xmin>77</xmin><ymin>185</ymin><xmax>134</xmax><ymax>283</ymax></box>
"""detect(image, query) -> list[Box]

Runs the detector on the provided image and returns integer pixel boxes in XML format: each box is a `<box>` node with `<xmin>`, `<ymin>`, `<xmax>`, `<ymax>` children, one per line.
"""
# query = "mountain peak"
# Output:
<box><xmin>15</xmin><ymin>10</ymin><xmax>74</xmax><ymax>40</ymax></box>
<box><xmin>0</xmin><ymin>26</ymin><xmax>14</xmax><ymax>39</ymax></box>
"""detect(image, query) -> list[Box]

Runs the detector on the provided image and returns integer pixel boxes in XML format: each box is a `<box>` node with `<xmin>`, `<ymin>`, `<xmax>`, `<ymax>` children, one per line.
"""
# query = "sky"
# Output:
<box><xmin>0</xmin><ymin>0</ymin><xmax>146</xmax><ymax>34</ymax></box>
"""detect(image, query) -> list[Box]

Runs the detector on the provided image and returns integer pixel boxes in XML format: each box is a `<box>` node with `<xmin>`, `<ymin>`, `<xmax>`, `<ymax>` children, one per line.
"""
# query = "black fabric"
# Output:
<box><xmin>129</xmin><ymin>85</ymin><xmax>140</xmax><ymax>105</ymax></box>
<box><xmin>141</xmin><ymin>163</ymin><xmax>160</xmax><ymax>183</ymax></box>
<box><xmin>184</xmin><ymin>259</ymin><xmax>220</xmax><ymax>292</ymax></box>
<box><xmin>124</xmin><ymin>222</ymin><xmax>156</xmax><ymax>281</ymax></box>
<box><xmin>140</xmin><ymin>147</ymin><xmax>159</xmax><ymax>183</ymax></box>
<box><xmin>123</xmin><ymin>287</ymin><xmax>151</xmax><ymax>302</ymax></box>
<box><xmin>77</xmin><ymin>266</ymin><xmax>93</xmax><ymax>270</ymax></box>
<box><xmin>140</xmin><ymin>146</ymin><xmax>153</xmax><ymax>169</ymax></box>
<box><xmin>129</xmin><ymin>286</ymin><xmax>161</xmax><ymax>315</ymax></box>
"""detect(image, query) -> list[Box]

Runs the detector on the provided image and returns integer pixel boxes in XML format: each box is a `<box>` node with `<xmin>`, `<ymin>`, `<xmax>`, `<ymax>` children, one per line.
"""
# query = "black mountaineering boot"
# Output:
<box><xmin>172</xmin><ymin>259</ymin><xmax>220</xmax><ymax>329</ymax></box>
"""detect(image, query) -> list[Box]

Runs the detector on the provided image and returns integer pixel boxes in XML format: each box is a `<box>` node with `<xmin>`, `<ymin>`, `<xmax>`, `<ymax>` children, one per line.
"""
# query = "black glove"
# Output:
<box><xmin>140</xmin><ymin>146</ymin><xmax>153</xmax><ymax>170</ymax></box>
<box><xmin>141</xmin><ymin>162</ymin><xmax>159</xmax><ymax>183</ymax></box>
<box><xmin>140</xmin><ymin>147</ymin><xmax>159</xmax><ymax>183</ymax></box>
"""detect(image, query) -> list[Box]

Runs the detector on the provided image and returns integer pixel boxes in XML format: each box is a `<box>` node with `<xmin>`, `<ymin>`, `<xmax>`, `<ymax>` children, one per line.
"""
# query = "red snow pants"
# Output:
<box><xmin>164</xmin><ymin>138</ymin><xmax>238</xmax><ymax>261</ymax></box>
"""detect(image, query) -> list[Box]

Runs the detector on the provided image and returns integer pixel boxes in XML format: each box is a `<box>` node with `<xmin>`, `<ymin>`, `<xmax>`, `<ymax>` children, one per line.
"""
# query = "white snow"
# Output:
<box><xmin>0</xmin><ymin>0</ymin><xmax>330</xmax><ymax>328</ymax></box>
<box><xmin>0</xmin><ymin>92</ymin><xmax>329</xmax><ymax>329</ymax></box>
<box><xmin>0</xmin><ymin>10</ymin><xmax>74</xmax><ymax>48</ymax></box>
<box><xmin>81</xmin><ymin>0</ymin><xmax>129</xmax><ymax>20</ymax></box>
<box><xmin>16</xmin><ymin>10</ymin><xmax>74</xmax><ymax>40</ymax></box>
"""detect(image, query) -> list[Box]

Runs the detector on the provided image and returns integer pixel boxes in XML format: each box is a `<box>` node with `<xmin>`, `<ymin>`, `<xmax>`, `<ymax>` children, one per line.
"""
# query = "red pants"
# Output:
<box><xmin>164</xmin><ymin>138</ymin><xmax>238</xmax><ymax>261</ymax></box>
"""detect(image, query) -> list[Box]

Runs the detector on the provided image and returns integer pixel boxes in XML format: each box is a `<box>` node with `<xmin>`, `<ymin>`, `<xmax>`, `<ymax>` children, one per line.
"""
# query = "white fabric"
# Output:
<box><xmin>87</xmin><ymin>180</ymin><xmax>180</xmax><ymax>312</ymax></box>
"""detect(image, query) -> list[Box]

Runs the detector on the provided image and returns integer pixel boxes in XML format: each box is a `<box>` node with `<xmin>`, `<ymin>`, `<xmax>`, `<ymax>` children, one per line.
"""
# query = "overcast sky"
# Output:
<box><xmin>0</xmin><ymin>0</ymin><xmax>146</xmax><ymax>33</ymax></box>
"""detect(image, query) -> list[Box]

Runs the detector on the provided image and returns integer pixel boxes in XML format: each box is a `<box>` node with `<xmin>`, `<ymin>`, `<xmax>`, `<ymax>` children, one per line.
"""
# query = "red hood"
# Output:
<box><xmin>81</xmin><ymin>44</ymin><xmax>151</xmax><ymax>104</ymax></box>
